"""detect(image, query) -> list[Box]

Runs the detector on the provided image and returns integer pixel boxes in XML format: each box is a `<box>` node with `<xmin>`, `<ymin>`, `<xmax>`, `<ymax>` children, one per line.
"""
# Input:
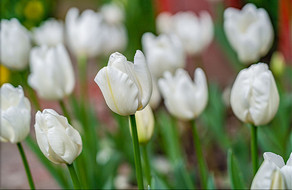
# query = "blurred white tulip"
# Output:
<box><xmin>135</xmin><ymin>105</ymin><xmax>154</xmax><ymax>144</ymax></box>
<box><xmin>28</xmin><ymin>44</ymin><xmax>75</xmax><ymax>100</ymax></box>
<box><xmin>224</xmin><ymin>3</ymin><xmax>274</xmax><ymax>63</ymax></box>
<box><xmin>33</xmin><ymin>19</ymin><xmax>64</xmax><ymax>47</ymax></box>
<box><xmin>158</xmin><ymin>68</ymin><xmax>208</xmax><ymax>120</ymax></box>
<box><xmin>65</xmin><ymin>7</ymin><xmax>103</xmax><ymax>58</ymax></box>
<box><xmin>156</xmin><ymin>11</ymin><xmax>214</xmax><ymax>55</ymax></box>
<box><xmin>94</xmin><ymin>50</ymin><xmax>152</xmax><ymax>116</ymax></box>
<box><xmin>230</xmin><ymin>63</ymin><xmax>279</xmax><ymax>126</ymax></box>
<box><xmin>149</xmin><ymin>77</ymin><xmax>161</xmax><ymax>109</ymax></box>
<box><xmin>34</xmin><ymin>109</ymin><xmax>82</xmax><ymax>165</ymax></box>
<box><xmin>0</xmin><ymin>83</ymin><xmax>31</xmax><ymax>143</ymax></box>
<box><xmin>251</xmin><ymin>152</ymin><xmax>292</xmax><ymax>189</ymax></box>
<box><xmin>0</xmin><ymin>19</ymin><xmax>31</xmax><ymax>70</ymax></box>
<box><xmin>100</xmin><ymin>3</ymin><xmax>125</xmax><ymax>25</ymax></box>
<box><xmin>142</xmin><ymin>32</ymin><xmax>186</xmax><ymax>78</ymax></box>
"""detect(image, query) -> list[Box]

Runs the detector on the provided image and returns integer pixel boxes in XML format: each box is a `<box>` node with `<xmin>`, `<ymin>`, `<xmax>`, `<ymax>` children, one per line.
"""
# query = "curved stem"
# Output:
<box><xmin>59</xmin><ymin>100</ymin><xmax>72</xmax><ymax>124</ymax></box>
<box><xmin>191</xmin><ymin>120</ymin><xmax>208</xmax><ymax>189</ymax></box>
<box><xmin>67</xmin><ymin>163</ymin><xmax>81</xmax><ymax>189</ymax></box>
<box><xmin>17</xmin><ymin>143</ymin><xmax>35</xmax><ymax>189</ymax></box>
<box><xmin>251</xmin><ymin>124</ymin><xmax>258</xmax><ymax>175</ymax></box>
<box><xmin>129</xmin><ymin>115</ymin><xmax>144</xmax><ymax>189</ymax></box>
<box><xmin>142</xmin><ymin>145</ymin><xmax>151</xmax><ymax>186</ymax></box>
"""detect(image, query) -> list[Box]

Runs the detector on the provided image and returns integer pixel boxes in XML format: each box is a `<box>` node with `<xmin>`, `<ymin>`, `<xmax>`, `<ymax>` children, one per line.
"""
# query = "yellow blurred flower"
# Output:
<box><xmin>24</xmin><ymin>0</ymin><xmax>44</xmax><ymax>21</ymax></box>
<box><xmin>0</xmin><ymin>65</ymin><xmax>10</xmax><ymax>85</ymax></box>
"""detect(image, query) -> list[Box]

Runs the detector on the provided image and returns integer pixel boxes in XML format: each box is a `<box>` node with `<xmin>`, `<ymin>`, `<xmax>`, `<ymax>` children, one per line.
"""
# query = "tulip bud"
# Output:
<box><xmin>134</xmin><ymin>105</ymin><xmax>154</xmax><ymax>144</ymax></box>
<box><xmin>65</xmin><ymin>8</ymin><xmax>103</xmax><ymax>58</ymax></box>
<box><xmin>28</xmin><ymin>44</ymin><xmax>75</xmax><ymax>100</ymax></box>
<box><xmin>224</xmin><ymin>3</ymin><xmax>274</xmax><ymax>64</ymax></box>
<box><xmin>142</xmin><ymin>32</ymin><xmax>186</xmax><ymax>78</ymax></box>
<box><xmin>251</xmin><ymin>152</ymin><xmax>292</xmax><ymax>189</ymax></box>
<box><xmin>230</xmin><ymin>63</ymin><xmax>279</xmax><ymax>126</ymax></box>
<box><xmin>0</xmin><ymin>83</ymin><xmax>31</xmax><ymax>143</ymax></box>
<box><xmin>32</xmin><ymin>19</ymin><xmax>64</xmax><ymax>47</ymax></box>
<box><xmin>0</xmin><ymin>19</ymin><xmax>31</xmax><ymax>70</ymax></box>
<box><xmin>94</xmin><ymin>50</ymin><xmax>152</xmax><ymax>116</ymax></box>
<box><xmin>34</xmin><ymin>109</ymin><xmax>82</xmax><ymax>164</ymax></box>
<box><xmin>270</xmin><ymin>51</ymin><xmax>285</xmax><ymax>77</ymax></box>
<box><xmin>158</xmin><ymin>68</ymin><xmax>208</xmax><ymax>120</ymax></box>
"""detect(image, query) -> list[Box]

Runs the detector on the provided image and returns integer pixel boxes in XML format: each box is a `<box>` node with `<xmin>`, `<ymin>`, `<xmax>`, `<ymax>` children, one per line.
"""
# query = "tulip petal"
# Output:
<box><xmin>251</xmin><ymin>159</ymin><xmax>277</xmax><ymax>189</ymax></box>
<box><xmin>192</xmin><ymin>68</ymin><xmax>208</xmax><ymax>117</ymax></box>
<box><xmin>280</xmin><ymin>165</ymin><xmax>292</xmax><ymax>189</ymax></box>
<box><xmin>264</xmin><ymin>152</ymin><xmax>285</xmax><ymax>168</ymax></box>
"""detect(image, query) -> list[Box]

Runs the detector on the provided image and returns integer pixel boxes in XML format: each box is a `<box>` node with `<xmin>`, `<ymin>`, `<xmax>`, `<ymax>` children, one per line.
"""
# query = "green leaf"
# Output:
<box><xmin>207</xmin><ymin>173</ymin><xmax>216</xmax><ymax>189</ymax></box>
<box><xmin>227</xmin><ymin>149</ymin><xmax>246</xmax><ymax>189</ymax></box>
<box><xmin>151</xmin><ymin>173</ymin><xmax>169</xmax><ymax>189</ymax></box>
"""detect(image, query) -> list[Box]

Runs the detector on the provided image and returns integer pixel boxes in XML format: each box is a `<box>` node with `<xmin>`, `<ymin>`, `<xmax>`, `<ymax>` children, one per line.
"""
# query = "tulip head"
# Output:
<box><xmin>224</xmin><ymin>3</ymin><xmax>274</xmax><ymax>64</ymax></box>
<box><xmin>100</xmin><ymin>3</ymin><xmax>125</xmax><ymax>25</ymax></box>
<box><xmin>34</xmin><ymin>109</ymin><xmax>82</xmax><ymax>164</ymax></box>
<box><xmin>95</xmin><ymin>50</ymin><xmax>152</xmax><ymax>116</ymax></box>
<box><xmin>230</xmin><ymin>63</ymin><xmax>279</xmax><ymax>126</ymax></box>
<box><xmin>33</xmin><ymin>19</ymin><xmax>64</xmax><ymax>47</ymax></box>
<box><xmin>158</xmin><ymin>68</ymin><xmax>208</xmax><ymax>120</ymax></box>
<box><xmin>28</xmin><ymin>44</ymin><xmax>75</xmax><ymax>100</ymax></box>
<box><xmin>251</xmin><ymin>152</ymin><xmax>292</xmax><ymax>189</ymax></box>
<box><xmin>135</xmin><ymin>105</ymin><xmax>155</xmax><ymax>144</ymax></box>
<box><xmin>0</xmin><ymin>19</ymin><xmax>31</xmax><ymax>70</ymax></box>
<box><xmin>0</xmin><ymin>83</ymin><xmax>31</xmax><ymax>143</ymax></box>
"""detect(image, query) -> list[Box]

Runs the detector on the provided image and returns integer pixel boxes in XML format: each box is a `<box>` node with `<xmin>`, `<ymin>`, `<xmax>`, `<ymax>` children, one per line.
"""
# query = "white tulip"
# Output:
<box><xmin>100</xmin><ymin>3</ymin><xmax>125</xmax><ymax>25</ymax></box>
<box><xmin>142</xmin><ymin>32</ymin><xmax>186</xmax><ymax>78</ymax></box>
<box><xmin>94</xmin><ymin>50</ymin><xmax>152</xmax><ymax>116</ymax></box>
<box><xmin>135</xmin><ymin>105</ymin><xmax>155</xmax><ymax>144</ymax></box>
<box><xmin>33</xmin><ymin>19</ymin><xmax>64</xmax><ymax>47</ymax></box>
<box><xmin>0</xmin><ymin>19</ymin><xmax>31</xmax><ymax>70</ymax></box>
<box><xmin>230</xmin><ymin>63</ymin><xmax>279</xmax><ymax>126</ymax></box>
<box><xmin>65</xmin><ymin>8</ymin><xmax>103</xmax><ymax>58</ymax></box>
<box><xmin>158</xmin><ymin>68</ymin><xmax>208</xmax><ymax>120</ymax></box>
<box><xmin>156</xmin><ymin>11</ymin><xmax>214</xmax><ymax>55</ymax></box>
<box><xmin>28</xmin><ymin>44</ymin><xmax>75</xmax><ymax>100</ymax></box>
<box><xmin>149</xmin><ymin>77</ymin><xmax>161</xmax><ymax>109</ymax></box>
<box><xmin>34</xmin><ymin>109</ymin><xmax>82</xmax><ymax>164</ymax></box>
<box><xmin>224</xmin><ymin>3</ymin><xmax>274</xmax><ymax>63</ymax></box>
<box><xmin>251</xmin><ymin>152</ymin><xmax>292</xmax><ymax>189</ymax></box>
<box><xmin>0</xmin><ymin>83</ymin><xmax>31</xmax><ymax>143</ymax></box>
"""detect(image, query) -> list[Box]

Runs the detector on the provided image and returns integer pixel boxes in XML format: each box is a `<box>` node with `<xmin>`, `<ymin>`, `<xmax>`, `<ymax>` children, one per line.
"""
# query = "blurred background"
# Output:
<box><xmin>1</xmin><ymin>0</ymin><xmax>291</xmax><ymax>189</ymax></box>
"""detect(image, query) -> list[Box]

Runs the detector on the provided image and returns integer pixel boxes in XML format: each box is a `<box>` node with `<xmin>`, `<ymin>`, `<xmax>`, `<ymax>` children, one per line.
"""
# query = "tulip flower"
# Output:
<box><xmin>251</xmin><ymin>152</ymin><xmax>292</xmax><ymax>189</ymax></box>
<box><xmin>28</xmin><ymin>44</ymin><xmax>75</xmax><ymax>100</ymax></box>
<box><xmin>156</xmin><ymin>11</ymin><xmax>213</xmax><ymax>55</ymax></box>
<box><xmin>158</xmin><ymin>68</ymin><xmax>208</xmax><ymax>120</ymax></box>
<box><xmin>230</xmin><ymin>63</ymin><xmax>279</xmax><ymax>126</ymax></box>
<box><xmin>0</xmin><ymin>83</ymin><xmax>31</xmax><ymax>143</ymax></box>
<box><xmin>224</xmin><ymin>3</ymin><xmax>274</xmax><ymax>63</ymax></box>
<box><xmin>94</xmin><ymin>50</ymin><xmax>152</xmax><ymax>116</ymax></box>
<box><xmin>100</xmin><ymin>3</ymin><xmax>125</xmax><ymax>25</ymax></box>
<box><xmin>135</xmin><ymin>105</ymin><xmax>155</xmax><ymax>144</ymax></box>
<box><xmin>0</xmin><ymin>18</ymin><xmax>31</xmax><ymax>70</ymax></box>
<box><xmin>142</xmin><ymin>32</ymin><xmax>186</xmax><ymax>79</ymax></box>
<box><xmin>34</xmin><ymin>109</ymin><xmax>82</xmax><ymax>165</ymax></box>
<box><xmin>65</xmin><ymin>7</ymin><xmax>103</xmax><ymax>58</ymax></box>
<box><xmin>33</xmin><ymin>18</ymin><xmax>64</xmax><ymax>47</ymax></box>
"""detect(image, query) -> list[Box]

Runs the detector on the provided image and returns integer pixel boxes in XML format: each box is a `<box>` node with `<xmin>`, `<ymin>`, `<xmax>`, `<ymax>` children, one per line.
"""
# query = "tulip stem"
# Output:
<box><xmin>17</xmin><ymin>143</ymin><xmax>35</xmax><ymax>190</ymax></box>
<box><xmin>59</xmin><ymin>100</ymin><xmax>72</xmax><ymax>124</ymax></box>
<box><xmin>129</xmin><ymin>115</ymin><xmax>144</xmax><ymax>189</ymax></box>
<box><xmin>142</xmin><ymin>145</ymin><xmax>151</xmax><ymax>186</ymax></box>
<box><xmin>191</xmin><ymin>120</ymin><xmax>208</xmax><ymax>189</ymax></box>
<box><xmin>251</xmin><ymin>124</ymin><xmax>258</xmax><ymax>175</ymax></box>
<box><xmin>78</xmin><ymin>56</ymin><xmax>88</xmax><ymax>102</ymax></box>
<box><xmin>67</xmin><ymin>164</ymin><xmax>81</xmax><ymax>189</ymax></box>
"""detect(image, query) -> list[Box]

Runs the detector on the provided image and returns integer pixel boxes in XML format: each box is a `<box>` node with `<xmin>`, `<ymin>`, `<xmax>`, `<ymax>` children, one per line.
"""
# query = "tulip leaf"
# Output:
<box><xmin>227</xmin><ymin>149</ymin><xmax>246</xmax><ymax>189</ymax></box>
<box><xmin>151</xmin><ymin>173</ymin><xmax>169</xmax><ymax>189</ymax></box>
<box><xmin>207</xmin><ymin>173</ymin><xmax>216</xmax><ymax>189</ymax></box>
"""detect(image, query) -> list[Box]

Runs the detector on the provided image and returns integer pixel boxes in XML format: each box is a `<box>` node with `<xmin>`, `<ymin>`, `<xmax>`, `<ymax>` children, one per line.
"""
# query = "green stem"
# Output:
<box><xmin>17</xmin><ymin>143</ymin><xmax>35</xmax><ymax>189</ymax></box>
<box><xmin>191</xmin><ymin>120</ymin><xmax>208</xmax><ymax>189</ymax></box>
<box><xmin>142</xmin><ymin>145</ymin><xmax>151</xmax><ymax>186</ymax></box>
<box><xmin>251</xmin><ymin>124</ymin><xmax>258</xmax><ymax>176</ymax></box>
<box><xmin>129</xmin><ymin>115</ymin><xmax>144</xmax><ymax>189</ymax></box>
<box><xmin>59</xmin><ymin>100</ymin><xmax>72</xmax><ymax>124</ymax></box>
<box><xmin>78</xmin><ymin>56</ymin><xmax>88</xmax><ymax>102</ymax></box>
<box><xmin>67</xmin><ymin>164</ymin><xmax>81</xmax><ymax>189</ymax></box>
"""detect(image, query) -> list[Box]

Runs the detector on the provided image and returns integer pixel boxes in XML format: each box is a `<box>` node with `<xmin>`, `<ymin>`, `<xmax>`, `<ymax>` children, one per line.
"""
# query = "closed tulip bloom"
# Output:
<box><xmin>158</xmin><ymin>68</ymin><xmax>208</xmax><ymax>120</ymax></box>
<box><xmin>66</xmin><ymin>8</ymin><xmax>103</xmax><ymax>58</ymax></box>
<box><xmin>33</xmin><ymin>19</ymin><xmax>64</xmax><ymax>47</ymax></box>
<box><xmin>0</xmin><ymin>19</ymin><xmax>31</xmax><ymax>70</ymax></box>
<box><xmin>94</xmin><ymin>50</ymin><xmax>152</xmax><ymax>116</ymax></box>
<box><xmin>34</xmin><ymin>109</ymin><xmax>82</xmax><ymax>164</ymax></box>
<box><xmin>142</xmin><ymin>32</ymin><xmax>186</xmax><ymax>78</ymax></box>
<box><xmin>224</xmin><ymin>3</ymin><xmax>274</xmax><ymax>63</ymax></box>
<box><xmin>0</xmin><ymin>83</ymin><xmax>31</xmax><ymax>143</ymax></box>
<box><xmin>251</xmin><ymin>152</ymin><xmax>292</xmax><ymax>189</ymax></box>
<box><xmin>135</xmin><ymin>105</ymin><xmax>155</xmax><ymax>144</ymax></box>
<box><xmin>28</xmin><ymin>44</ymin><xmax>75</xmax><ymax>100</ymax></box>
<box><xmin>156</xmin><ymin>11</ymin><xmax>213</xmax><ymax>55</ymax></box>
<box><xmin>230</xmin><ymin>63</ymin><xmax>279</xmax><ymax>126</ymax></box>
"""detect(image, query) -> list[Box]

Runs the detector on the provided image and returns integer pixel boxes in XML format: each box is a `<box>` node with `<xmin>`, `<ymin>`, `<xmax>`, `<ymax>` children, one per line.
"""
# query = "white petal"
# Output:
<box><xmin>192</xmin><ymin>68</ymin><xmax>208</xmax><ymax>117</ymax></box>
<box><xmin>280</xmin><ymin>165</ymin><xmax>292</xmax><ymax>189</ymax></box>
<box><xmin>263</xmin><ymin>152</ymin><xmax>285</xmax><ymax>168</ymax></box>
<box><xmin>251</xmin><ymin>159</ymin><xmax>277</xmax><ymax>189</ymax></box>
